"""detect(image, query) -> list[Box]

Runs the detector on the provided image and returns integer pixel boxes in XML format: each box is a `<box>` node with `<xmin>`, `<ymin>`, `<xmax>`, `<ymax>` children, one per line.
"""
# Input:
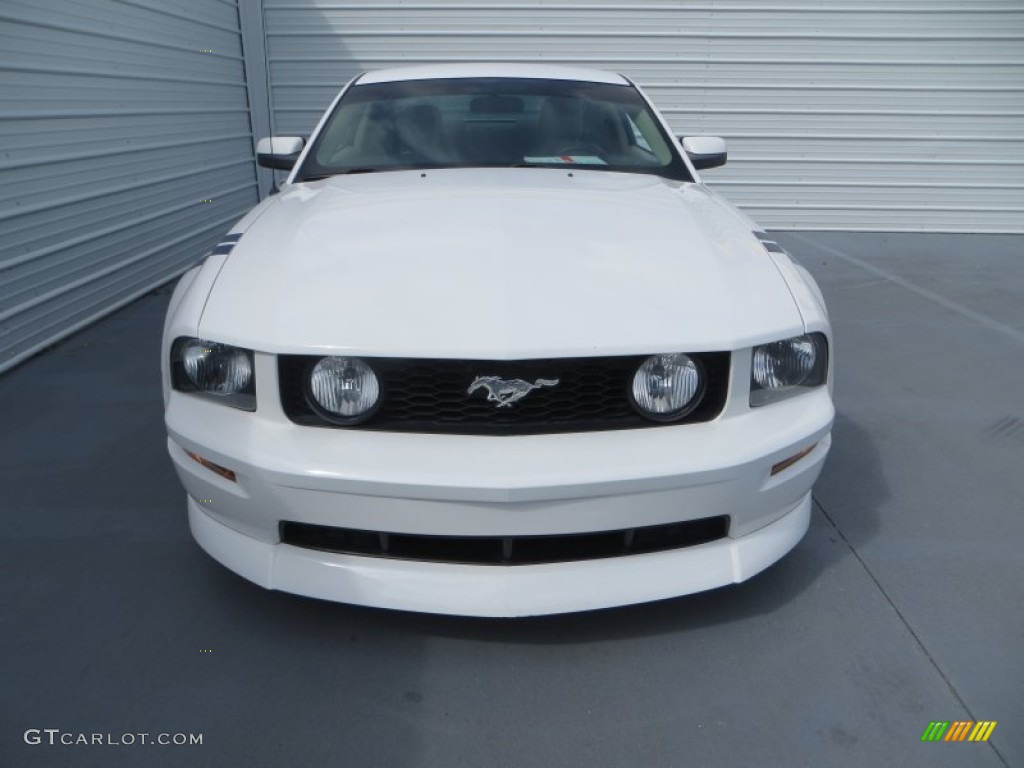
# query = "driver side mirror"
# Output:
<box><xmin>680</xmin><ymin>136</ymin><xmax>727</xmax><ymax>170</ymax></box>
<box><xmin>256</xmin><ymin>136</ymin><xmax>305</xmax><ymax>170</ymax></box>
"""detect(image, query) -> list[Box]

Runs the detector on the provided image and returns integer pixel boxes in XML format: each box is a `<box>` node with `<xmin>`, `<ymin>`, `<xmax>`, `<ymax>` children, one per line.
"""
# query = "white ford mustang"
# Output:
<box><xmin>162</xmin><ymin>63</ymin><xmax>834</xmax><ymax>616</ymax></box>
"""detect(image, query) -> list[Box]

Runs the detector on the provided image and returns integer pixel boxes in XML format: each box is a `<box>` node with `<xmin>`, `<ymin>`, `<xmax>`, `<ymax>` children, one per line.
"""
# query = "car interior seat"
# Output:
<box><xmin>395</xmin><ymin>104</ymin><xmax>454</xmax><ymax>164</ymax></box>
<box><xmin>533</xmin><ymin>96</ymin><xmax>585</xmax><ymax>155</ymax></box>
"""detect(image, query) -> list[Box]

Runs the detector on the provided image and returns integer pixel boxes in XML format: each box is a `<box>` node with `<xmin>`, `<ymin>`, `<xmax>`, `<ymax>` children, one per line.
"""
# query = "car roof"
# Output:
<box><xmin>355</xmin><ymin>63</ymin><xmax>630</xmax><ymax>86</ymax></box>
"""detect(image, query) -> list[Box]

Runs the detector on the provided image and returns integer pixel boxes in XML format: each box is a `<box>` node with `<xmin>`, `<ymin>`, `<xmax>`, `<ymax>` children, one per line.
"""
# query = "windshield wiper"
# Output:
<box><xmin>297</xmin><ymin>168</ymin><xmax>383</xmax><ymax>182</ymax></box>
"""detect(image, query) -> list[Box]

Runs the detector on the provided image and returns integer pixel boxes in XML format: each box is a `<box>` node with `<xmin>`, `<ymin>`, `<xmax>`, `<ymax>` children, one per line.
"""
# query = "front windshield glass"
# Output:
<box><xmin>298</xmin><ymin>77</ymin><xmax>691</xmax><ymax>181</ymax></box>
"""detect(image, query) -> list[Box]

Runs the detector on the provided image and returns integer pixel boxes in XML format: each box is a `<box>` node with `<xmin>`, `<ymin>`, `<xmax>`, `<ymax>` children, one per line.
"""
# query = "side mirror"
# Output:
<box><xmin>680</xmin><ymin>136</ymin><xmax>727</xmax><ymax>170</ymax></box>
<box><xmin>256</xmin><ymin>136</ymin><xmax>305</xmax><ymax>170</ymax></box>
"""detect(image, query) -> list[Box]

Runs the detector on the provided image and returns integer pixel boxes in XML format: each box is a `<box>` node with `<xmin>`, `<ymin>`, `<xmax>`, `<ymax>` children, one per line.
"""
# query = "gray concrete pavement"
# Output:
<box><xmin>0</xmin><ymin>232</ymin><xmax>1019</xmax><ymax>767</ymax></box>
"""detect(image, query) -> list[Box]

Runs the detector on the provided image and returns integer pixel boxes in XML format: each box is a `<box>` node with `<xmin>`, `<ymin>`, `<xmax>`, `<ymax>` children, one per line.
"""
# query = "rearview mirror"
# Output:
<box><xmin>256</xmin><ymin>136</ymin><xmax>305</xmax><ymax>170</ymax></box>
<box><xmin>680</xmin><ymin>136</ymin><xmax>727</xmax><ymax>170</ymax></box>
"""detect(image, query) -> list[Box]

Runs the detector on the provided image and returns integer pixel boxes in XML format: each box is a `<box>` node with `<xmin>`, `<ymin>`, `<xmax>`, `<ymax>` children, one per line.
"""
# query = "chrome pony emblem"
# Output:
<box><xmin>467</xmin><ymin>376</ymin><xmax>560</xmax><ymax>408</ymax></box>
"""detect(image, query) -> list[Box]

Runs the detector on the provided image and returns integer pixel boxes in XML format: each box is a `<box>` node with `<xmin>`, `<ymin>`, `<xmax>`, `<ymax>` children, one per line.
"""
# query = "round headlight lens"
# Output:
<box><xmin>181</xmin><ymin>340</ymin><xmax>253</xmax><ymax>394</ymax></box>
<box><xmin>632</xmin><ymin>353</ymin><xmax>702</xmax><ymax>420</ymax></box>
<box><xmin>308</xmin><ymin>357</ymin><xmax>380</xmax><ymax>420</ymax></box>
<box><xmin>752</xmin><ymin>336</ymin><xmax>816</xmax><ymax>390</ymax></box>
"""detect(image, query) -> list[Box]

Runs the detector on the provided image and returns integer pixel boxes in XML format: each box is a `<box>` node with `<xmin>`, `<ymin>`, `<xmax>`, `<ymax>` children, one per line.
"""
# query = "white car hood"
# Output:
<box><xmin>200</xmin><ymin>169</ymin><xmax>803</xmax><ymax>358</ymax></box>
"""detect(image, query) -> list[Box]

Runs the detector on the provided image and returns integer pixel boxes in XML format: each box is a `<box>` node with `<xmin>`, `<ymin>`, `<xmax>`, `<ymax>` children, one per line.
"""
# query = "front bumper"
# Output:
<box><xmin>166</xmin><ymin>385</ymin><xmax>832</xmax><ymax>616</ymax></box>
<box><xmin>188</xmin><ymin>491</ymin><xmax>812</xmax><ymax>616</ymax></box>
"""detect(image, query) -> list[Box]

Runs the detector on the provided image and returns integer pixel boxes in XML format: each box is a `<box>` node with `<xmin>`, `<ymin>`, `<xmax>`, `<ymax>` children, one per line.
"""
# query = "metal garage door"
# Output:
<box><xmin>258</xmin><ymin>0</ymin><xmax>1023</xmax><ymax>233</ymax></box>
<box><xmin>0</xmin><ymin>0</ymin><xmax>260</xmax><ymax>374</ymax></box>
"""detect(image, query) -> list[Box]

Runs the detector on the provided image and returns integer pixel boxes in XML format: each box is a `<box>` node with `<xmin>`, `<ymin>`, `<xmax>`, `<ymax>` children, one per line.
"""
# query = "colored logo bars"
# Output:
<box><xmin>921</xmin><ymin>721</ymin><xmax>997</xmax><ymax>742</ymax></box>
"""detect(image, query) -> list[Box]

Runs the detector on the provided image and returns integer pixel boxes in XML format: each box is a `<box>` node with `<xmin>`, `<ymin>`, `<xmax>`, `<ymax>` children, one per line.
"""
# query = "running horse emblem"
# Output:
<box><xmin>467</xmin><ymin>376</ymin><xmax>560</xmax><ymax>408</ymax></box>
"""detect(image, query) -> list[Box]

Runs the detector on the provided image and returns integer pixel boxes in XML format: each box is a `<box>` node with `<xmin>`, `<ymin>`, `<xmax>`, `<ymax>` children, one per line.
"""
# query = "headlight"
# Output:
<box><xmin>171</xmin><ymin>338</ymin><xmax>256</xmax><ymax>410</ymax></box>
<box><xmin>631</xmin><ymin>353</ymin><xmax>704</xmax><ymax>421</ymax></box>
<box><xmin>750</xmin><ymin>333</ymin><xmax>827</xmax><ymax>407</ymax></box>
<box><xmin>306</xmin><ymin>357</ymin><xmax>380</xmax><ymax>423</ymax></box>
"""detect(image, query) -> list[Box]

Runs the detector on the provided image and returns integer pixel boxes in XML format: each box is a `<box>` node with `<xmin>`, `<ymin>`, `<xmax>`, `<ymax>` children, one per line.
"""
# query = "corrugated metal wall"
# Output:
<box><xmin>0</xmin><ymin>0</ymin><xmax>260</xmax><ymax>374</ymax></box>
<box><xmin>261</xmin><ymin>0</ymin><xmax>1024</xmax><ymax>233</ymax></box>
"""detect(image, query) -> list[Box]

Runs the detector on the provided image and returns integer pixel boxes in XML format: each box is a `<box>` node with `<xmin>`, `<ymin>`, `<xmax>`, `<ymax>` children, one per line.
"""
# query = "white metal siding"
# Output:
<box><xmin>261</xmin><ymin>0</ymin><xmax>1024</xmax><ymax>233</ymax></box>
<box><xmin>0</xmin><ymin>0</ymin><xmax>260</xmax><ymax>373</ymax></box>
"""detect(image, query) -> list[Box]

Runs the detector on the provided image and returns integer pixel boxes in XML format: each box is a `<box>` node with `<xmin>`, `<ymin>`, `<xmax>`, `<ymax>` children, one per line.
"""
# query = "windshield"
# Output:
<box><xmin>298</xmin><ymin>77</ymin><xmax>691</xmax><ymax>181</ymax></box>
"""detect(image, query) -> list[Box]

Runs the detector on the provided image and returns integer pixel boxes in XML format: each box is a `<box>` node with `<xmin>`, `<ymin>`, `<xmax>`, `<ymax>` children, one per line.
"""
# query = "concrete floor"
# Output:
<box><xmin>0</xmin><ymin>232</ymin><xmax>1020</xmax><ymax>767</ymax></box>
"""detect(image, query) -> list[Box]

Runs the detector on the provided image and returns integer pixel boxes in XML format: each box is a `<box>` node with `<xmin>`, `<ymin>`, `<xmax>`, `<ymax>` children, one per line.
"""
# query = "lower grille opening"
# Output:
<box><xmin>279</xmin><ymin>516</ymin><xmax>730</xmax><ymax>566</ymax></box>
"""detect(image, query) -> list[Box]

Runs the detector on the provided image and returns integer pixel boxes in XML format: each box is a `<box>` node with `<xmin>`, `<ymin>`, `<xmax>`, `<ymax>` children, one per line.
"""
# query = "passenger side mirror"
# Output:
<box><xmin>680</xmin><ymin>136</ymin><xmax>727</xmax><ymax>170</ymax></box>
<box><xmin>256</xmin><ymin>136</ymin><xmax>305</xmax><ymax>170</ymax></box>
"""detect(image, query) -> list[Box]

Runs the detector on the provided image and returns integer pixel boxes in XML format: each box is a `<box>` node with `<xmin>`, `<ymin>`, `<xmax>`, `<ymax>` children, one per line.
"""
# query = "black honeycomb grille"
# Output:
<box><xmin>279</xmin><ymin>353</ymin><xmax>729</xmax><ymax>435</ymax></box>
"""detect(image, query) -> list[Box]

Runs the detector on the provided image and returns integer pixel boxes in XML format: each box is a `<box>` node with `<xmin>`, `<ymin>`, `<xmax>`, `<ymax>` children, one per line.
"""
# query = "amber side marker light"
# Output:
<box><xmin>770</xmin><ymin>444</ymin><xmax>817</xmax><ymax>476</ymax></box>
<box><xmin>185</xmin><ymin>450</ymin><xmax>237</xmax><ymax>482</ymax></box>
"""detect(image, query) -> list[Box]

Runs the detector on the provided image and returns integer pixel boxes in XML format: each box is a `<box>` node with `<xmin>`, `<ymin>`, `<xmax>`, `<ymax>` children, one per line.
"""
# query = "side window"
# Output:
<box><xmin>624</xmin><ymin>114</ymin><xmax>653</xmax><ymax>153</ymax></box>
<box><xmin>315</xmin><ymin>102</ymin><xmax>368</xmax><ymax>163</ymax></box>
<box><xmin>630</xmin><ymin>111</ymin><xmax>673</xmax><ymax>164</ymax></box>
